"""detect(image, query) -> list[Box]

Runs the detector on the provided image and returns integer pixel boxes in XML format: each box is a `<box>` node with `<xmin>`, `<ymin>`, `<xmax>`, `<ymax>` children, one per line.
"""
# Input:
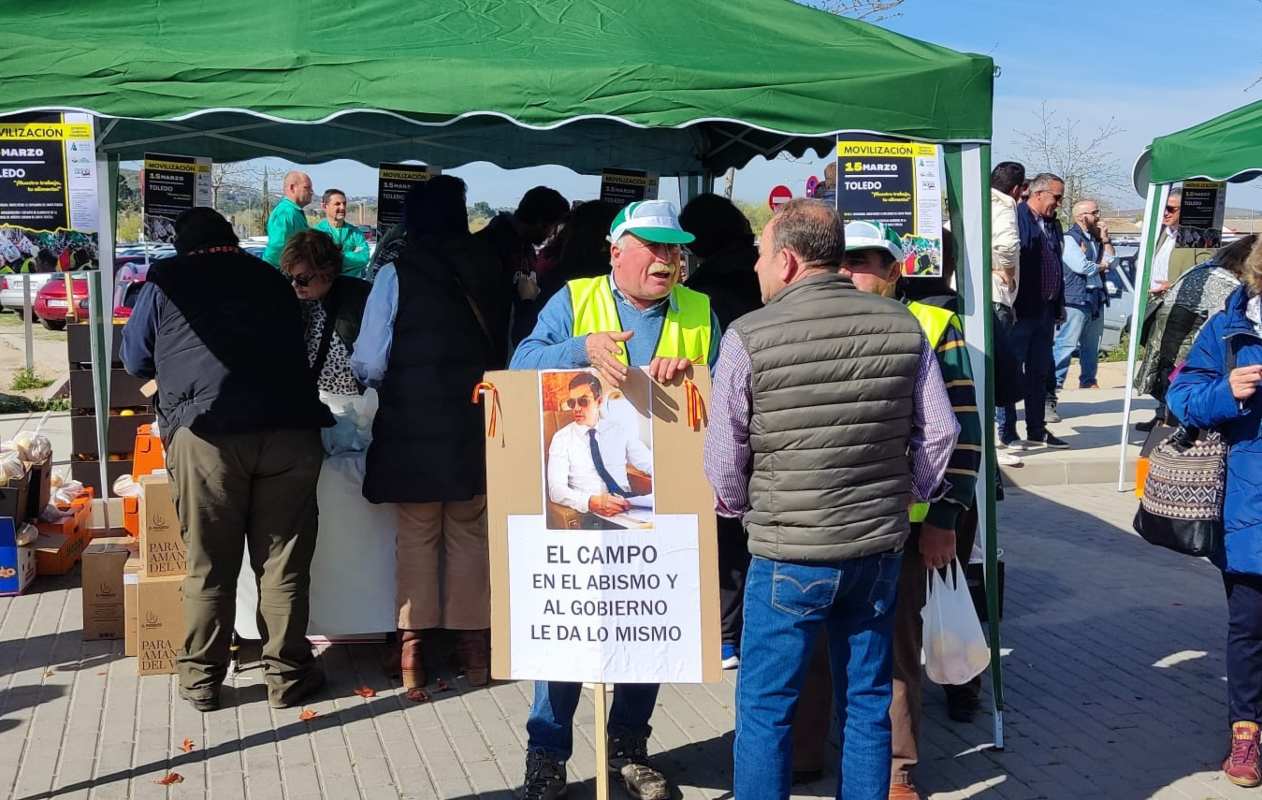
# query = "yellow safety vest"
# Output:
<box><xmin>906</xmin><ymin>301</ymin><xmax>962</xmax><ymax>524</ymax></box>
<box><xmin>568</xmin><ymin>275</ymin><xmax>712</xmax><ymax>365</ymax></box>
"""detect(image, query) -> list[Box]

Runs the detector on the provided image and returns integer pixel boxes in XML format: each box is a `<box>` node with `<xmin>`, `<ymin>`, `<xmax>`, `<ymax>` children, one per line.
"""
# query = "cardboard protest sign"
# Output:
<box><xmin>375</xmin><ymin>163</ymin><xmax>436</xmax><ymax>236</ymax></box>
<box><xmin>142</xmin><ymin>153</ymin><xmax>211</xmax><ymax>244</ymax></box>
<box><xmin>483</xmin><ymin>367</ymin><xmax>720</xmax><ymax>684</ymax></box>
<box><xmin>0</xmin><ymin>113</ymin><xmax>98</xmax><ymax>270</ymax></box>
<box><xmin>836</xmin><ymin>133</ymin><xmax>944</xmax><ymax>277</ymax></box>
<box><xmin>1177</xmin><ymin>180</ymin><xmax>1226</xmax><ymax>248</ymax></box>
<box><xmin>599</xmin><ymin>168</ymin><xmax>660</xmax><ymax>207</ymax></box>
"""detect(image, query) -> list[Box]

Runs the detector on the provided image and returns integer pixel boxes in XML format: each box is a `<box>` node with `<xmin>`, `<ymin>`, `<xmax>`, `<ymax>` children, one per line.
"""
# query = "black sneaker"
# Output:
<box><xmin>1040</xmin><ymin>432</ymin><xmax>1070</xmax><ymax>449</ymax></box>
<box><xmin>608</xmin><ymin>735</ymin><xmax>668</xmax><ymax>800</ymax></box>
<box><xmin>520</xmin><ymin>750</ymin><xmax>567</xmax><ymax>799</ymax></box>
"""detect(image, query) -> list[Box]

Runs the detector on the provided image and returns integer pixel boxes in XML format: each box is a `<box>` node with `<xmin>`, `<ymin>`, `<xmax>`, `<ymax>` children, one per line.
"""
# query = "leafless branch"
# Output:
<box><xmin>815</xmin><ymin>0</ymin><xmax>906</xmax><ymax>20</ymax></box>
<box><xmin>1013</xmin><ymin>101</ymin><xmax>1128</xmax><ymax>217</ymax></box>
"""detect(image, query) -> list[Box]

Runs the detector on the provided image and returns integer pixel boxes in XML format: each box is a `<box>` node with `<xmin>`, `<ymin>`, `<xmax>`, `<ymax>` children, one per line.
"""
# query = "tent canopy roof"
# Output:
<box><xmin>6</xmin><ymin>0</ymin><xmax>993</xmax><ymax>173</ymax></box>
<box><xmin>1132</xmin><ymin>99</ymin><xmax>1262</xmax><ymax>193</ymax></box>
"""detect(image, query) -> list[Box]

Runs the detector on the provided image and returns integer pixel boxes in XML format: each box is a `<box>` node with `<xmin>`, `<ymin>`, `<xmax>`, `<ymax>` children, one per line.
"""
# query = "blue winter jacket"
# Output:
<box><xmin>1167</xmin><ymin>285</ymin><xmax>1262</xmax><ymax>575</ymax></box>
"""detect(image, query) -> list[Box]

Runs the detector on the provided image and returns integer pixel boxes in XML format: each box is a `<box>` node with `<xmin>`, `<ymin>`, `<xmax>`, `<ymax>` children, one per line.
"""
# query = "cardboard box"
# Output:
<box><xmin>0</xmin><ymin>468</ymin><xmax>32</xmax><ymax>524</ymax></box>
<box><xmin>136</xmin><ymin>574</ymin><xmax>183</xmax><ymax>675</ymax></box>
<box><xmin>139</xmin><ymin>475</ymin><xmax>184</xmax><ymax>577</ymax></box>
<box><xmin>26</xmin><ymin>461</ymin><xmax>51</xmax><ymax>521</ymax></box>
<box><xmin>34</xmin><ymin>531</ymin><xmax>87</xmax><ymax>576</ymax></box>
<box><xmin>0</xmin><ymin>517</ymin><xmax>37</xmax><ymax>595</ymax></box>
<box><xmin>123</xmin><ymin>555</ymin><xmax>142</xmax><ymax>657</ymax></box>
<box><xmin>81</xmin><ymin>536</ymin><xmax>136</xmax><ymax>639</ymax></box>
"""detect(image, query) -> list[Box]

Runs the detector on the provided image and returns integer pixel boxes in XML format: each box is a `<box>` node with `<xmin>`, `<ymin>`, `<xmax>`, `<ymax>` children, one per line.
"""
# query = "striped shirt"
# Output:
<box><xmin>919</xmin><ymin>312</ymin><xmax>981</xmax><ymax>528</ymax></box>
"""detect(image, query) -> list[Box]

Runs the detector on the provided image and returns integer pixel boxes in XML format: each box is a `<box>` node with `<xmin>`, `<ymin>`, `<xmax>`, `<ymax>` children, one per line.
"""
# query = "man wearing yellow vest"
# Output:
<box><xmin>789</xmin><ymin>221</ymin><xmax>982</xmax><ymax>800</ymax></box>
<box><xmin>510</xmin><ymin>199</ymin><xmax>719</xmax><ymax>800</ymax></box>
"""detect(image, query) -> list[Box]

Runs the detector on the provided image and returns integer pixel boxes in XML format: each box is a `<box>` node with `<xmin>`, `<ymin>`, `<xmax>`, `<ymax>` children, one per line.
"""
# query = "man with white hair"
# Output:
<box><xmin>263</xmin><ymin>170</ymin><xmax>313</xmax><ymax>268</ymax></box>
<box><xmin>510</xmin><ymin>199</ymin><xmax>719</xmax><ymax>800</ymax></box>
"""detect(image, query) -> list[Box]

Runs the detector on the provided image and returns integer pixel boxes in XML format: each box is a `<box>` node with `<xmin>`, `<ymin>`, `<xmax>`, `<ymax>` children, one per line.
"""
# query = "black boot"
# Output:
<box><xmin>608</xmin><ymin>735</ymin><xmax>668</xmax><ymax>800</ymax></box>
<box><xmin>519</xmin><ymin>750</ymin><xmax>567</xmax><ymax>800</ymax></box>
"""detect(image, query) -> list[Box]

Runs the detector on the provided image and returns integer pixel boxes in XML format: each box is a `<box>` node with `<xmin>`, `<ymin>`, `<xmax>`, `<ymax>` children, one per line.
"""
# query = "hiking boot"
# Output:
<box><xmin>457</xmin><ymin>629</ymin><xmax>491</xmax><ymax>687</ymax></box>
<box><xmin>1044</xmin><ymin>401</ymin><xmax>1061</xmax><ymax>424</ymax></box>
<box><xmin>269</xmin><ymin>667</ymin><xmax>326</xmax><ymax>709</ymax></box>
<box><xmin>608</xmin><ymin>735</ymin><xmax>668</xmax><ymax>800</ymax></box>
<box><xmin>1224</xmin><ymin>721</ymin><xmax>1261</xmax><ymax>787</ymax></box>
<box><xmin>179</xmin><ymin>686</ymin><xmax>220</xmax><ymax>713</ymax></box>
<box><xmin>400</xmin><ymin>629</ymin><xmax>426</xmax><ymax>690</ymax></box>
<box><xmin>888</xmin><ymin>779</ymin><xmax>923</xmax><ymax>800</ymax></box>
<box><xmin>519</xmin><ymin>750</ymin><xmax>567</xmax><ymax>800</ymax></box>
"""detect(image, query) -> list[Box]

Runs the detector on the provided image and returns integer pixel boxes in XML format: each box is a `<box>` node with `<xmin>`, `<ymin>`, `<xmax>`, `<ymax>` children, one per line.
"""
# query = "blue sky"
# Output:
<box><xmin>247</xmin><ymin>0</ymin><xmax>1262</xmax><ymax>211</ymax></box>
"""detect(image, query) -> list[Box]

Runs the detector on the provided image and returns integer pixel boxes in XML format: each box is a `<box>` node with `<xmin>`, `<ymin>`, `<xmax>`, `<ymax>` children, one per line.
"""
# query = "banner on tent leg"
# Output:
<box><xmin>1178</xmin><ymin>180</ymin><xmax>1226</xmax><ymax>248</ymax></box>
<box><xmin>142</xmin><ymin>153</ymin><xmax>211</xmax><ymax>244</ymax></box>
<box><xmin>599</xmin><ymin>168</ymin><xmax>660</xmax><ymax>207</ymax></box>
<box><xmin>375</xmin><ymin>163</ymin><xmax>438</xmax><ymax>236</ymax></box>
<box><xmin>836</xmin><ymin>134</ymin><xmax>944</xmax><ymax>278</ymax></box>
<box><xmin>0</xmin><ymin>112</ymin><xmax>98</xmax><ymax>271</ymax></box>
<box><xmin>485</xmin><ymin>368</ymin><xmax>720</xmax><ymax>685</ymax></box>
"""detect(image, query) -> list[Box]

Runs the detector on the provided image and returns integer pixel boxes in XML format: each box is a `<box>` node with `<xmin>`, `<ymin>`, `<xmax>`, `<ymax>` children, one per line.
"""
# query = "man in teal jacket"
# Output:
<box><xmin>263</xmin><ymin>171</ymin><xmax>313</xmax><ymax>268</ymax></box>
<box><xmin>313</xmin><ymin>188</ymin><xmax>370</xmax><ymax>278</ymax></box>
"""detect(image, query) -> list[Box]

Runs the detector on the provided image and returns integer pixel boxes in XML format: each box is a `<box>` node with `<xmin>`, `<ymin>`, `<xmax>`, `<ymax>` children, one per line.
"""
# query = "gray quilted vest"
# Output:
<box><xmin>730</xmin><ymin>272</ymin><xmax>925</xmax><ymax>562</ymax></box>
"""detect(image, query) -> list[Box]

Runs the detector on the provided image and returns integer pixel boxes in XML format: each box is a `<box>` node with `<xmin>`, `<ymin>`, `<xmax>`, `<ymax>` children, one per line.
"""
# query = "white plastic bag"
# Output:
<box><xmin>921</xmin><ymin>558</ymin><xmax>990</xmax><ymax>686</ymax></box>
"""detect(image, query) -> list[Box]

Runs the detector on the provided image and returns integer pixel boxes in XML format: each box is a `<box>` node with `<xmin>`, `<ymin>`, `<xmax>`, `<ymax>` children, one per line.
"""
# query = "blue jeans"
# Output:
<box><xmin>1053</xmin><ymin>304</ymin><xmax>1104</xmax><ymax>388</ymax></box>
<box><xmin>735</xmin><ymin>552</ymin><xmax>901</xmax><ymax>800</ymax></box>
<box><xmin>526</xmin><ymin>680</ymin><xmax>659</xmax><ymax>760</ymax></box>
<box><xmin>998</xmin><ymin>306</ymin><xmax>1055</xmax><ymax>442</ymax></box>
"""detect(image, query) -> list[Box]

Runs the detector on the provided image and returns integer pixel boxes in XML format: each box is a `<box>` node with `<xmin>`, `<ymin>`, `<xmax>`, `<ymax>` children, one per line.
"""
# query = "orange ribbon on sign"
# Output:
<box><xmin>471</xmin><ymin>381</ymin><xmax>504</xmax><ymax>445</ymax></box>
<box><xmin>682</xmin><ymin>378</ymin><xmax>707</xmax><ymax>430</ymax></box>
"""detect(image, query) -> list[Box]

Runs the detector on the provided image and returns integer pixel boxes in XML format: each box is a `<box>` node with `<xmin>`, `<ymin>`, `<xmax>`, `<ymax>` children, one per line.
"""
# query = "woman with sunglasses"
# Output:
<box><xmin>280</xmin><ymin>230</ymin><xmax>371</xmax><ymax>398</ymax></box>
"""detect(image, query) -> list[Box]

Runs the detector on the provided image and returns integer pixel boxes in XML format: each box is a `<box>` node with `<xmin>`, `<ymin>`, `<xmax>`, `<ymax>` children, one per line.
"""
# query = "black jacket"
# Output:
<box><xmin>684</xmin><ymin>242</ymin><xmax>762</xmax><ymax>331</ymax></box>
<box><xmin>363</xmin><ymin>235</ymin><xmax>496</xmax><ymax>504</ymax></box>
<box><xmin>145</xmin><ymin>248</ymin><xmax>333</xmax><ymax>442</ymax></box>
<box><xmin>321</xmin><ymin>275</ymin><xmax>371</xmax><ymax>359</ymax></box>
<box><xmin>1014</xmin><ymin>202</ymin><xmax>1065</xmax><ymax>321</ymax></box>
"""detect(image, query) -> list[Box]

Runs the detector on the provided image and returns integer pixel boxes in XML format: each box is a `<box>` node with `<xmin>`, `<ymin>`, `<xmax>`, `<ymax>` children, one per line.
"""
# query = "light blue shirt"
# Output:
<box><xmin>1061</xmin><ymin>233</ymin><xmax>1113</xmax><ymax>291</ymax></box>
<box><xmin>350</xmin><ymin>263</ymin><xmax>399</xmax><ymax>387</ymax></box>
<box><xmin>509</xmin><ymin>274</ymin><xmax>720</xmax><ymax>370</ymax></box>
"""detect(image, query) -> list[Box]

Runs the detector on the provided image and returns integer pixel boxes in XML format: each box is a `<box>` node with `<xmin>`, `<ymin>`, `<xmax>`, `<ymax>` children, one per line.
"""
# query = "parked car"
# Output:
<box><xmin>34</xmin><ymin>275</ymin><xmax>89</xmax><ymax>330</ymax></box>
<box><xmin>0</xmin><ymin>273</ymin><xmax>57</xmax><ymax>316</ymax></box>
<box><xmin>1099</xmin><ymin>245</ymin><xmax>1138</xmax><ymax>352</ymax></box>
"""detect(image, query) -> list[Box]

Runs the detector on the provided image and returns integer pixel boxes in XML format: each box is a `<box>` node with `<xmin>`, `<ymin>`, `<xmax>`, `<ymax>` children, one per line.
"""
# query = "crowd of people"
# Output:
<box><xmin>124</xmin><ymin>160</ymin><xmax>1262</xmax><ymax>799</ymax></box>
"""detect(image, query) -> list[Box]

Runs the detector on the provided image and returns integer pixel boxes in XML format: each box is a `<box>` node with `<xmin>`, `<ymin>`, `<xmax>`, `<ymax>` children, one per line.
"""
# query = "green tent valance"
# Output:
<box><xmin>1132</xmin><ymin>99</ymin><xmax>1262</xmax><ymax>191</ymax></box>
<box><xmin>5</xmin><ymin>0</ymin><xmax>993</xmax><ymax>172</ymax></box>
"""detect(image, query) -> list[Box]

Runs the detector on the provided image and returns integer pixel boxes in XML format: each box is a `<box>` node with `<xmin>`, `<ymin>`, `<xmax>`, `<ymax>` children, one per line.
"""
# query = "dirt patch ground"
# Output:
<box><xmin>0</xmin><ymin>310</ymin><xmax>69</xmax><ymax>408</ymax></box>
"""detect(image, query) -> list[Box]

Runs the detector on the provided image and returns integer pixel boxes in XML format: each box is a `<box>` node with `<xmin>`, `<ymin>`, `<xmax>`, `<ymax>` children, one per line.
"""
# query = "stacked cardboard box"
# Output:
<box><xmin>81</xmin><ymin>537</ymin><xmax>136</xmax><ymax>638</ymax></box>
<box><xmin>0</xmin><ymin>518</ymin><xmax>36</xmax><ymax>596</ymax></box>
<box><xmin>135</xmin><ymin>474</ymin><xmax>185</xmax><ymax>675</ymax></box>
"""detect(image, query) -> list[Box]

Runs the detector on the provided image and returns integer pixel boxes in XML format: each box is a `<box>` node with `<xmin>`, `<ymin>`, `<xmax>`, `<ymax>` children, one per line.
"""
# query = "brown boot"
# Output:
<box><xmin>400</xmin><ymin>630</ymin><xmax>426</xmax><ymax>690</ymax></box>
<box><xmin>457</xmin><ymin>629</ymin><xmax>490</xmax><ymax>687</ymax></box>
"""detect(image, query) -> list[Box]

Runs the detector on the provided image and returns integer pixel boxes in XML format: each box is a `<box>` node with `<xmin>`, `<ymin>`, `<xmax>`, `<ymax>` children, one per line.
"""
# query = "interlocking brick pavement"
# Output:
<box><xmin>0</xmin><ymin>484</ymin><xmax>1254</xmax><ymax>799</ymax></box>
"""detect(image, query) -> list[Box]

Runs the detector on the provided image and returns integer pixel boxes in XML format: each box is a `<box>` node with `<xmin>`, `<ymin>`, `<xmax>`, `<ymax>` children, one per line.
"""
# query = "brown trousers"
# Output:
<box><xmin>167</xmin><ymin>426</ymin><xmax>323</xmax><ymax>698</ymax></box>
<box><xmin>396</xmin><ymin>497</ymin><xmax>490</xmax><ymax>630</ymax></box>
<box><xmin>792</xmin><ymin>509</ymin><xmax>979</xmax><ymax>782</ymax></box>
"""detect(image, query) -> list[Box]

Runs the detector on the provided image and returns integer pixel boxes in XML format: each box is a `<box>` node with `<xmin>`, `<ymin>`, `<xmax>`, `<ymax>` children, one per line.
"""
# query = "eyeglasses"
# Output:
<box><xmin>1038</xmin><ymin>191</ymin><xmax>1064</xmax><ymax>202</ymax></box>
<box><xmin>1165</xmin><ymin>205</ymin><xmax>1181</xmax><ymax>214</ymax></box>
<box><xmin>563</xmin><ymin>396</ymin><xmax>595</xmax><ymax>410</ymax></box>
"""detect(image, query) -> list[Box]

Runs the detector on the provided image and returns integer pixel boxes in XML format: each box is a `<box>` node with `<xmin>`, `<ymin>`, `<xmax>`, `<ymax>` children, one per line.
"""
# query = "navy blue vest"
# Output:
<box><xmin>1063</xmin><ymin>224</ymin><xmax>1109</xmax><ymax>313</ymax></box>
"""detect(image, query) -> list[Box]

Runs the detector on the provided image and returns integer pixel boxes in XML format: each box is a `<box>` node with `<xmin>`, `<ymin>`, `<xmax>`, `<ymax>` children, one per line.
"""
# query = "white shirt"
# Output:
<box><xmin>1150</xmin><ymin>226</ymin><xmax>1178</xmax><ymax>289</ymax></box>
<box><xmin>547</xmin><ymin>410</ymin><xmax>653</xmax><ymax>513</ymax></box>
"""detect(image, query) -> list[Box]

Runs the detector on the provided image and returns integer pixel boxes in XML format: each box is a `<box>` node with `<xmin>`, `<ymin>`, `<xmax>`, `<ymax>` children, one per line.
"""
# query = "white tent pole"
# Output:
<box><xmin>1115</xmin><ymin>183</ymin><xmax>1166</xmax><ymax>491</ymax></box>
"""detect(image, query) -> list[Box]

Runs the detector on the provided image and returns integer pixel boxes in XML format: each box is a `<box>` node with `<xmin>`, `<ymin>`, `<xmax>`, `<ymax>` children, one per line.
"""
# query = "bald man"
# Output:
<box><xmin>263</xmin><ymin>170</ymin><xmax>314</xmax><ymax>268</ymax></box>
<box><xmin>1051</xmin><ymin>198</ymin><xmax>1114</xmax><ymax>394</ymax></box>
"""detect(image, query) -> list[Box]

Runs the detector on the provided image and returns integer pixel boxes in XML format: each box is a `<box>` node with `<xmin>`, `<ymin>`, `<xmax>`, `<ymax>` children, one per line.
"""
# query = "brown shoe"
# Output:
<box><xmin>1224</xmin><ymin>721</ymin><xmax>1262</xmax><ymax>787</ymax></box>
<box><xmin>888</xmin><ymin>780</ymin><xmax>923</xmax><ymax>800</ymax></box>
<box><xmin>457</xmin><ymin>629</ymin><xmax>490</xmax><ymax>687</ymax></box>
<box><xmin>400</xmin><ymin>630</ymin><xmax>426</xmax><ymax>690</ymax></box>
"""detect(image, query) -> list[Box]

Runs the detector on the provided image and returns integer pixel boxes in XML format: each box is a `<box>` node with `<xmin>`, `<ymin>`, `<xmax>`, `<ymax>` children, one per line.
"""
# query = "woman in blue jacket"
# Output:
<box><xmin>1168</xmin><ymin>237</ymin><xmax>1262</xmax><ymax>788</ymax></box>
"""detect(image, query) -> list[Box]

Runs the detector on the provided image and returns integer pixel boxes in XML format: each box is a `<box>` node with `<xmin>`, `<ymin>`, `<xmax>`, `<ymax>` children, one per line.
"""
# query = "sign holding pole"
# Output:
<box><xmin>375</xmin><ymin>163</ymin><xmax>436</xmax><ymax>236</ymax></box>
<box><xmin>836</xmin><ymin>133</ymin><xmax>944</xmax><ymax>277</ymax></box>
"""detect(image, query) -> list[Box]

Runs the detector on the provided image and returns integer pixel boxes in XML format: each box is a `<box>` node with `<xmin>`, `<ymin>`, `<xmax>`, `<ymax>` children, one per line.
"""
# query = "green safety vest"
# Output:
<box><xmin>906</xmin><ymin>300</ymin><xmax>962</xmax><ymax>524</ymax></box>
<box><xmin>568</xmin><ymin>275</ymin><xmax>712</xmax><ymax>365</ymax></box>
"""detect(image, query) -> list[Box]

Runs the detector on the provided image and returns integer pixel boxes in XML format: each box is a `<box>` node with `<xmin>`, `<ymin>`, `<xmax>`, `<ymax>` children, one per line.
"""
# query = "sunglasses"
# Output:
<box><xmin>287</xmin><ymin>272</ymin><xmax>322</xmax><ymax>287</ymax></box>
<box><xmin>1165</xmin><ymin>205</ymin><xmax>1180</xmax><ymax>214</ymax></box>
<box><xmin>563</xmin><ymin>396</ymin><xmax>595</xmax><ymax>410</ymax></box>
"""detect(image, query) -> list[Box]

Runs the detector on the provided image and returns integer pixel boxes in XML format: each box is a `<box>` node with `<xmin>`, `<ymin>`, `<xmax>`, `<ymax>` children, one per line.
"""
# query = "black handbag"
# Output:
<box><xmin>1131</xmin><ymin>347</ymin><xmax>1235</xmax><ymax>558</ymax></box>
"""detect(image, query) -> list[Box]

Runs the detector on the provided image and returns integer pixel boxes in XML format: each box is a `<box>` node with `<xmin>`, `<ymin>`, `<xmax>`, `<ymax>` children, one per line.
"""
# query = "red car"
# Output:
<box><xmin>33</xmin><ymin>275</ymin><xmax>89</xmax><ymax>330</ymax></box>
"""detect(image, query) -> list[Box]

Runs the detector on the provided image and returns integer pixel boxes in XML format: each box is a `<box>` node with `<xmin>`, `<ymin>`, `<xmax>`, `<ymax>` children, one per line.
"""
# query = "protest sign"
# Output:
<box><xmin>484</xmin><ymin>368</ymin><xmax>720</xmax><ymax>685</ymax></box>
<box><xmin>836</xmin><ymin>133</ymin><xmax>944</xmax><ymax>277</ymax></box>
<box><xmin>0</xmin><ymin>113</ymin><xmax>98</xmax><ymax>270</ymax></box>
<box><xmin>142</xmin><ymin>154</ymin><xmax>211</xmax><ymax>244</ymax></box>
<box><xmin>599</xmin><ymin>168</ymin><xmax>660</xmax><ymax>207</ymax></box>
<box><xmin>1177</xmin><ymin>180</ymin><xmax>1226</xmax><ymax>248</ymax></box>
<box><xmin>375</xmin><ymin>163</ymin><xmax>436</xmax><ymax>236</ymax></box>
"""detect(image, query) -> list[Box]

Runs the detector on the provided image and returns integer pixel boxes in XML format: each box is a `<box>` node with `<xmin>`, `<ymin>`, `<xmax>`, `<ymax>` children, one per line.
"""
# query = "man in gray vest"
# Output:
<box><xmin>704</xmin><ymin>199</ymin><xmax>958</xmax><ymax>799</ymax></box>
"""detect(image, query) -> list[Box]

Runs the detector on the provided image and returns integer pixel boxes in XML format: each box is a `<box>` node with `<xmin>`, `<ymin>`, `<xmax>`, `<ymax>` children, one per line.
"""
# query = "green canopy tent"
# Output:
<box><xmin>4</xmin><ymin>0</ymin><xmax>1006</xmax><ymax>746</ymax></box>
<box><xmin>1117</xmin><ymin>100</ymin><xmax>1262</xmax><ymax>487</ymax></box>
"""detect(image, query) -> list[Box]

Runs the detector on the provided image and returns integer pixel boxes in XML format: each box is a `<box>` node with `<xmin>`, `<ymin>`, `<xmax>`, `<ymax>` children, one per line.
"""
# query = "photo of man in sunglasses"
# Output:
<box><xmin>544</xmin><ymin>370</ymin><xmax>653</xmax><ymax>530</ymax></box>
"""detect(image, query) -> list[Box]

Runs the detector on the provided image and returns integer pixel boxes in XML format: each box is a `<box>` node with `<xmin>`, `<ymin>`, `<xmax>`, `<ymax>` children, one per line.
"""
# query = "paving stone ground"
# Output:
<box><xmin>0</xmin><ymin>483</ymin><xmax>1253</xmax><ymax>799</ymax></box>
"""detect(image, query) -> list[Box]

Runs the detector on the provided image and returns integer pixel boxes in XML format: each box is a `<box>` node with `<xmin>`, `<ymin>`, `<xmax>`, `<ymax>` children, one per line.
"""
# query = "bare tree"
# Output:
<box><xmin>814</xmin><ymin>0</ymin><xmax>905</xmax><ymax>20</ymax></box>
<box><xmin>210</xmin><ymin>162</ymin><xmax>263</xmax><ymax>209</ymax></box>
<box><xmin>1013</xmin><ymin>102</ymin><xmax>1127</xmax><ymax>221</ymax></box>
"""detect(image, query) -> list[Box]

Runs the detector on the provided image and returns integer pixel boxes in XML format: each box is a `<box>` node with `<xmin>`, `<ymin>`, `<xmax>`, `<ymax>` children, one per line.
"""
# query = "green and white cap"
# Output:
<box><xmin>608</xmin><ymin>200</ymin><xmax>696</xmax><ymax>245</ymax></box>
<box><xmin>844</xmin><ymin>220</ymin><xmax>905</xmax><ymax>261</ymax></box>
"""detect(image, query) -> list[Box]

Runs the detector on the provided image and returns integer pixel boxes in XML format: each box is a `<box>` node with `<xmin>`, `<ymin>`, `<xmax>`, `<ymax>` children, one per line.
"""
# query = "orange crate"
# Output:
<box><xmin>131</xmin><ymin>425</ymin><xmax>166</xmax><ymax>482</ymax></box>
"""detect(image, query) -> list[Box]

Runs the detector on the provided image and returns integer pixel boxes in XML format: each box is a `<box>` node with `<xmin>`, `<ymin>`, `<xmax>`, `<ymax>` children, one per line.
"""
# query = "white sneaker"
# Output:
<box><xmin>996</xmin><ymin>451</ymin><xmax>1023</xmax><ymax>467</ymax></box>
